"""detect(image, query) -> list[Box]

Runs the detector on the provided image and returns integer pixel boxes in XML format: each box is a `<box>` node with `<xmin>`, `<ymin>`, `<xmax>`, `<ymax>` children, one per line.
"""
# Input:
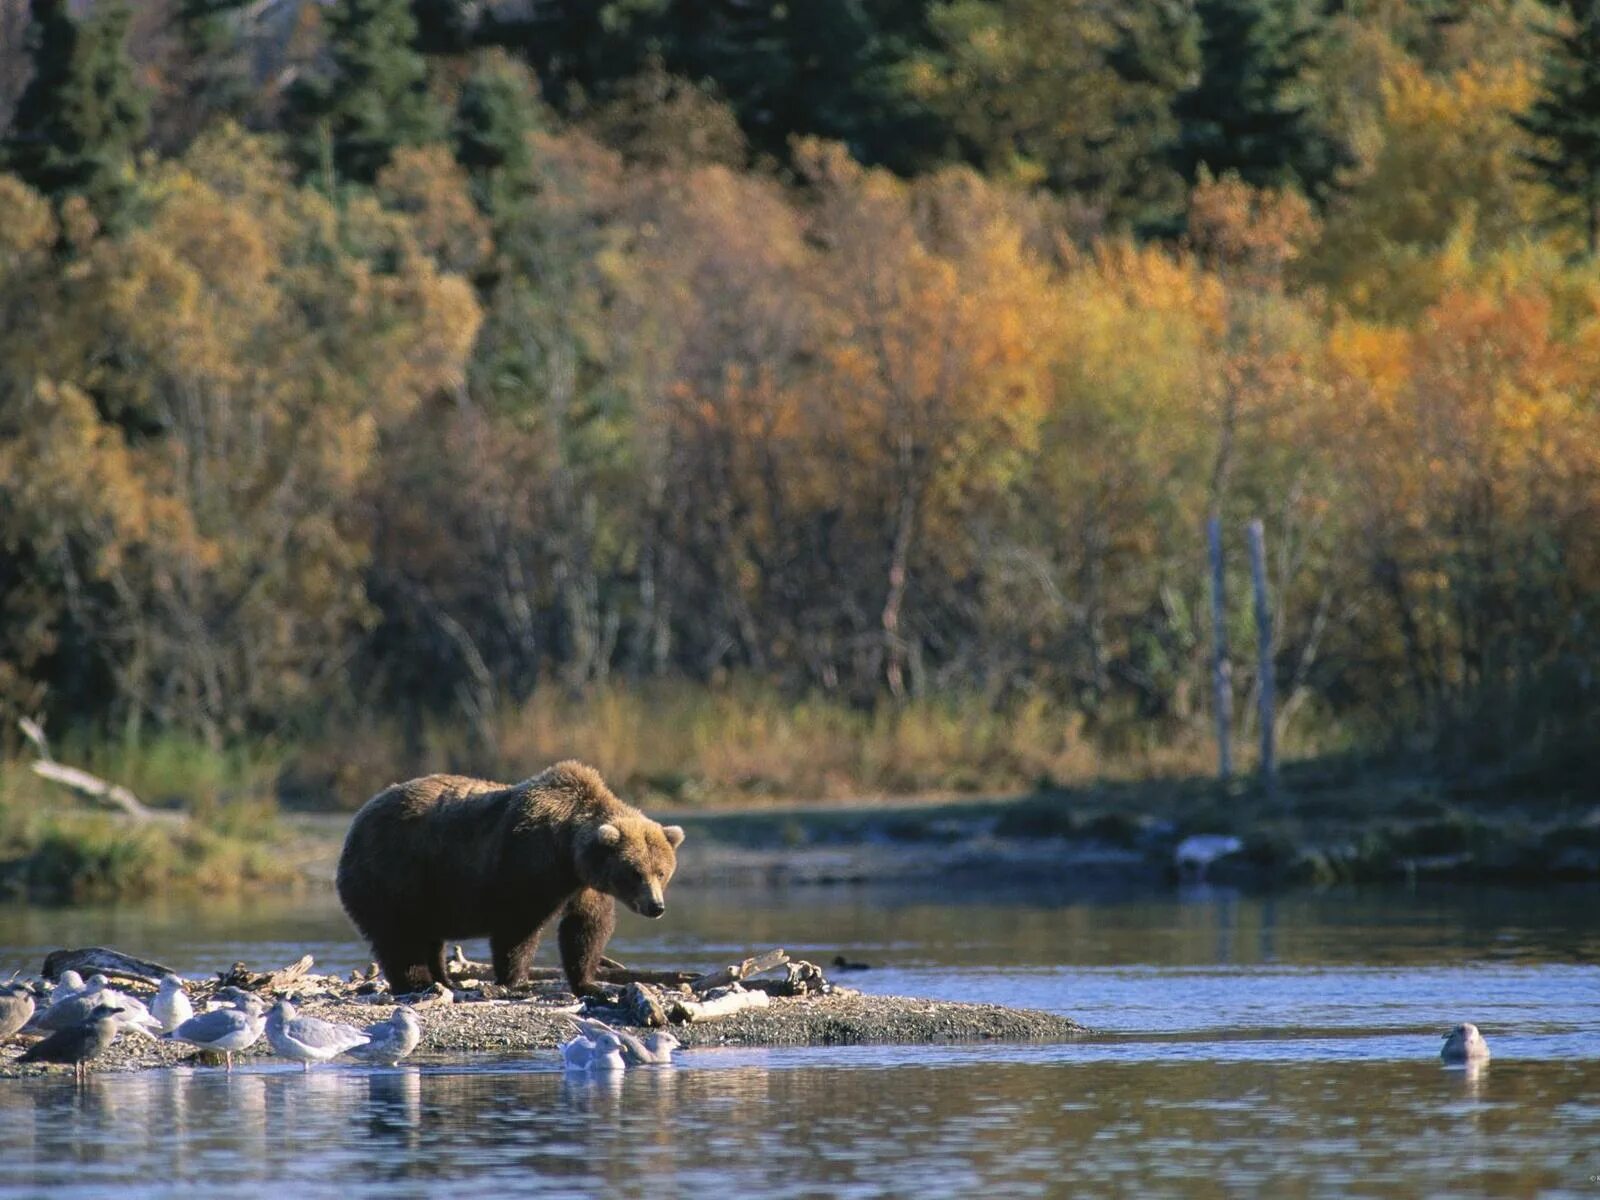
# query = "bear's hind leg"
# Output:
<box><xmin>558</xmin><ymin>889</ymin><xmax>616</xmax><ymax>998</ymax></box>
<box><xmin>490</xmin><ymin>927</ymin><xmax>540</xmax><ymax>986</ymax></box>
<box><xmin>376</xmin><ymin>941</ymin><xmax>435</xmax><ymax>994</ymax></box>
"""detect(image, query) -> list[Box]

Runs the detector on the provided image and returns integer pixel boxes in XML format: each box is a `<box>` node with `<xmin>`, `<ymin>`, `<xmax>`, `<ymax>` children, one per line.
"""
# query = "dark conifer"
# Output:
<box><xmin>1</xmin><ymin>0</ymin><xmax>149</xmax><ymax>216</ymax></box>
<box><xmin>1518</xmin><ymin>0</ymin><xmax>1600</xmax><ymax>255</ymax></box>
<box><xmin>286</xmin><ymin>0</ymin><xmax>444</xmax><ymax>186</ymax></box>
<box><xmin>1170</xmin><ymin>0</ymin><xmax>1349</xmax><ymax>202</ymax></box>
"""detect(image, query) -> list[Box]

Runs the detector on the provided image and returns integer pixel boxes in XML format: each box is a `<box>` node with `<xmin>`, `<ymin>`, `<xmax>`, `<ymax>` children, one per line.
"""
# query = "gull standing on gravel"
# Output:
<box><xmin>152</xmin><ymin>975</ymin><xmax>194</xmax><ymax>1034</ymax></box>
<box><xmin>344</xmin><ymin>1007</ymin><xmax>421</xmax><ymax>1066</ymax></box>
<box><xmin>265</xmin><ymin>1000</ymin><xmax>370</xmax><ymax>1071</ymax></box>
<box><xmin>561</xmin><ymin>1028</ymin><xmax>626</xmax><ymax>1073</ymax></box>
<box><xmin>29</xmin><ymin>975</ymin><xmax>119</xmax><ymax>1033</ymax></box>
<box><xmin>573</xmin><ymin>1017</ymin><xmax>680</xmax><ymax>1065</ymax></box>
<box><xmin>87</xmin><ymin>978</ymin><xmax>164</xmax><ymax>1038</ymax></box>
<box><xmin>18</xmin><ymin>1004</ymin><xmax>127</xmax><ymax>1081</ymax></box>
<box><xmin>166</xmin><ymin>994</ymin><xmax>267</xmax><ymax>1070</ymax></box>
<box><xmin>0</xmin><ymin>984</ymin><xmax>36</xmax><ymax>1042</ymax></box>
<box><xmin>1441</xmin><ymin>1023</ymin><xmax>1491</xmax><ymax>1064</ymax></box>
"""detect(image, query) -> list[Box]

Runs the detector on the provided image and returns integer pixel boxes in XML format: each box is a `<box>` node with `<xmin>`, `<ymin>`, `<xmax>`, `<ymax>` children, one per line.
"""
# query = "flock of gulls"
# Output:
<box><xmin>0</xmin><ymin>971</ymin><xmax>677</xmax><ymax>1080</ymax></box>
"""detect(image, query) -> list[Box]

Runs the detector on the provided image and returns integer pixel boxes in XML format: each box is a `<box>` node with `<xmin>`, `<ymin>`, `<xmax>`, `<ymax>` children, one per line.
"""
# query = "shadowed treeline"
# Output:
<box><xmin>1</xmin><ymin>0</ymin><xmax>1598</xmax><ymax>812</ymax></box>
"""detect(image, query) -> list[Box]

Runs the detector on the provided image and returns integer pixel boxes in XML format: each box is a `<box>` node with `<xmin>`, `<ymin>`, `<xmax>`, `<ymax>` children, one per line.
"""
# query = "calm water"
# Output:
<box><xmin>2</xmin><ymin>883</ymin><xmax>1598</xmax><ymax>1198</ymax></box>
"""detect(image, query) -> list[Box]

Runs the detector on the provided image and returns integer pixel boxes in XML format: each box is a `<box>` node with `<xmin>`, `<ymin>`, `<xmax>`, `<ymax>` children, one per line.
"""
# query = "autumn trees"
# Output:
<box><xmin>2</xmin><ymin>0</ymin><xmax>1600</xmax><ymax>781</ymax></box>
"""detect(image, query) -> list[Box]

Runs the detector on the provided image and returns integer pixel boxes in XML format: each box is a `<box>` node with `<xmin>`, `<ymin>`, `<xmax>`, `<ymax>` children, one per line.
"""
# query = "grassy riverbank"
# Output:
<box><xmin>4</xmin><ymin>685</ymin><xmax>1595</xmax><ymax>900</ymax></box>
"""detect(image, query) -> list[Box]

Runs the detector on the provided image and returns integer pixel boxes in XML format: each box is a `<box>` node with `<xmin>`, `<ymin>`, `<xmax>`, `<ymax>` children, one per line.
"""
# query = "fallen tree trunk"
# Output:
<box><xmin>43</xmin><ymin>947</ymin><xmax>176</xmax><ymax>988</ymax></box>
<box><xmin>690</xmin><ymin>949</ymin><xmax>790</xmax><ymax>995</ymax></box>
<box><xmin>672</xmin><ymin>985</ymin><xmax>770</xmax><ymax>1022</ymax></box>
<box><xmin>19</xmin><ymin>718</ymin><xmax>156</xmax><ymax>822</ymax></box>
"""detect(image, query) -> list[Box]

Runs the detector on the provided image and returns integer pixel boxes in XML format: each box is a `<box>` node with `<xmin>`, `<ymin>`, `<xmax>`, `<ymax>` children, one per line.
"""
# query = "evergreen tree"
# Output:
<box><xmin>286</xmin><ymin>0</ymin><xmax>444</xmax><ymax>186</ymax></box>
<box><xmin>412</xmin><ymin>0</ymin><xmax>475</xmax><ymax>55</ymax></box>
<box><xmin>1170</xmin><ymin>0</ymin><xmax>1349</xmax><ymax>202</ymax></box>
<box><xmin>1</xmin><ymin>0</ymin><xmax>149</xmax><ymax>214</ymax></box>
<box><xmin>1518</xmin><ymin>0</ymin><xmax>1600</xmax><ymax>256</ymax></box>
<box><xmin>452</xmin><ymin>52</ymin><xmax>544</xmax><ymax>214</ymax></box>
<box><xmin>168</xmin><ymin>0</ymin><xmax>255</xmax><ymax>145</ymax></box>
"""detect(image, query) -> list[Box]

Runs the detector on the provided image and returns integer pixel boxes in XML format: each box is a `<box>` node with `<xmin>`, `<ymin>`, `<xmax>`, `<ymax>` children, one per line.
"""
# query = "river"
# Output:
<box><xmin>1</xmin><ymin>883</ymin><xmax>1596</xmax><ymax>1197</ymax></box>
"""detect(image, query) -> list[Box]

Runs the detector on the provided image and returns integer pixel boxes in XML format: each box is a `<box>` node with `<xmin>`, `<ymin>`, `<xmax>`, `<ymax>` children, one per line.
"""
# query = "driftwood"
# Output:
<box><xmin>671</xmin><ymin>985</ymin><xmax>770</xmax><ymax>1023</ymax></box>
<box><xmin>445</xmin><ymin>945</ymin><xmax>648</xmax><ymax>986</ymax></box>
<box><xmin>622</xmin><ymin>982</ymin><xmax>669</xmax><ymax>1028</ymax></box>
<box><xmin>19</xmin><ymin>718</ymin><xmax>156</xmax><ymax>822</ymax></box>
<box><xmin>42</xmin><ymin>947</ymin><xmax>176</xmax><ymax>987</ymax></box>
<box><xmin>690</xmin><ymin>949</ymin><xmax>790</xmax><ymax>995</ymax></box>
<box><xmin>217</xmin><ymin>954</ymin><xmax>315</xmax><ymax>993</ymax></box>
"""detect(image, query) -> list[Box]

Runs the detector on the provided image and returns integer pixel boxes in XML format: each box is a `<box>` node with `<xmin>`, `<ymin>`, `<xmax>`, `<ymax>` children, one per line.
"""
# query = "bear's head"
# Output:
<box><xmin>576</xmin><ymin>816</ymin><xmax>686</xmax><ymax>918</ymax></box>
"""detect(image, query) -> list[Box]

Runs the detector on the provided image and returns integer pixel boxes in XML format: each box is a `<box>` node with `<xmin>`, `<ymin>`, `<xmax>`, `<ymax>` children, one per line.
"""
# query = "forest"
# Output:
<box><xmin>1</xmin><ymin>0</ymin><xmax>1599</xmax><ymax>809</ymax></box>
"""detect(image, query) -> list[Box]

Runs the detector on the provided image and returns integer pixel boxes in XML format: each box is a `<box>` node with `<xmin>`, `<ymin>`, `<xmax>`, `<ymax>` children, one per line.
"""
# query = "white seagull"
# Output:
<box><xmin>344</xmin><ymin>1007</ymin><xmax>422</xmax><ymax>1066</ymax></box>
<box><xmin>166</xmin><ymin>994</ymin><xmax>267</xmax><ymax>1070</ymax></box>
<box><xmin>265</xmin><ymin>999</ymin><xmax>370</xmax><ymax>1071</ymax></box>
<box><xmin>573</xmin><ymin>1017</ymin><xmax>680</xmax><ymax>1065</ymax></box>
<box><xmin>1441</xmin><ymin>1023</ymin><xmax>1490</xmax><ymax>1064</ymax></box>
<box><xmin>152</xmin><ymin>975</ymin><xmax>195</xmax><ymax>1034</ymax></box>
<box><xmin>560</xmin><ymin>1028</ymin><xmax>626</xmax><ymax>1073</ymax></box>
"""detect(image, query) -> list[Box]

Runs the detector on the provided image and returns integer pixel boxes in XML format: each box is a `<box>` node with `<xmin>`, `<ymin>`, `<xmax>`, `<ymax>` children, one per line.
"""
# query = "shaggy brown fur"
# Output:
<box><xmin>336</xmin><ymin>761</ymin><xmax>685</xmax><ymax>995</ymax></box>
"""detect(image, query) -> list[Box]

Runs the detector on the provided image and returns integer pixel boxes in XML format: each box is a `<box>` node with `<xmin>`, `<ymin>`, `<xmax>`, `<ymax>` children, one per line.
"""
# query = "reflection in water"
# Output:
<box><xmin>1</xmin><ymin>1056</ymin><xmax>1597</xmax><ymax>1198</ymax></box>
<box><xmin>2</xmin><ymin>884</ymin><xmax>1598</xmax><ymax>1197</ymax></box>
<box><xmin>3</xmin><ymin>884</ymin><xmax>1599</xmax><ymax>979</ymax></box>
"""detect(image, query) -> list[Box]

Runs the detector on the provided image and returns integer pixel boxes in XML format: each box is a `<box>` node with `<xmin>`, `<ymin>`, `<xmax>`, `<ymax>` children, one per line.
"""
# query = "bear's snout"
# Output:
<box><xmin>639</xmin><ymin>898</ymin><xmax>666</xmax><ymax>919</ymax></box>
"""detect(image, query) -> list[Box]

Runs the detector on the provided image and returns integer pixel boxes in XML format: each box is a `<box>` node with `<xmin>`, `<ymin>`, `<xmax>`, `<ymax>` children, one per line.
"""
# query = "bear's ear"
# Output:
<box><xmin>662</xmin><ymin>824</ymin><xmax>685</xmax><ymax>848</ymax></box>
<box><xmin>594</xmin><ymin>823</ymin><xmax>622</xmax><ymax>847</ymax></box>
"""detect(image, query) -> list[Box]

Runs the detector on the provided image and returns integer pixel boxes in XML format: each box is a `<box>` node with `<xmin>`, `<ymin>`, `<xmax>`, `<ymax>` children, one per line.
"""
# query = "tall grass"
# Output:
<box><xmin>279</xmin><ymin>681</ymin><xmax>1343</xmax><ymax>809</ymax></box>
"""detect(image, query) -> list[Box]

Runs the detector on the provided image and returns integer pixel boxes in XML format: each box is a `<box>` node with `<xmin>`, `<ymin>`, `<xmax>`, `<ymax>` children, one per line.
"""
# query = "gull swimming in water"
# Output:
<box><xmin>265</xmin><ymin>999</ymin><xmax>370</xmax><ymax>1071</ymax></box>
<box><xmin>19</xmin><ymin>1003</ymin><xmax>127</xmax><ymax>1081</ymax></box>
<box><xmin>0</xmin><ymin>984</ymin><xmax>36</xmax><ymax>1042</ymax></box>
<box><xmin>152</xmin><ymin>975</ymin><xmax>194</xmax><ymax>1034</ymax></box>
<box><xmin>1441</xmin><ymin>1023</ymin><xmax>1490</xmax><ymax>1064</ymax></box>
<box><xmin>561</xmin><ymin>1028</ymin><xmax>626</xmax><ymax>1073</ymax></box>
<box><xmin>344</xmin><ymin>1007</ymin><xmax>421</xmax><ymax>1066</ymax></box>
<box><xmin>166</xmin><ymin>994</ymin><xmax>267</xmax><ymax>1070</ymax></box>
<box><xmin>572</xmin><ymin>1017</ymin><xmax>680</xmax><ymax>1065</ymax></box>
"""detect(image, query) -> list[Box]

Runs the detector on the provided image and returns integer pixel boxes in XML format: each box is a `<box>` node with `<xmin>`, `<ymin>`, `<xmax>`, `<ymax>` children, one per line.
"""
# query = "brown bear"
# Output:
<box><xmin>335</xmin><ymin>760</ymin><xmax>685</xmax><ymax>996</ymax></box>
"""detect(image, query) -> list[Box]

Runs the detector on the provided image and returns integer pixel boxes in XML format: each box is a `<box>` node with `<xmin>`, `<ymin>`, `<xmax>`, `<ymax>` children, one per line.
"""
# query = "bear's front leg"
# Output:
<box><xmin>558</xmin><ymin>889</ymin><xmax>616</xmax><ymax>998</ymax></box>
<box><xmin>490</xmin><ymin>926</ymin><xmax>541</xmax><ymax>986</ymax></box>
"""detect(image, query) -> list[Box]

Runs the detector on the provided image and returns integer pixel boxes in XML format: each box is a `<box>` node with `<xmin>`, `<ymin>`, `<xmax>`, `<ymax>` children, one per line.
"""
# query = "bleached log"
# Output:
<box><xmin>671</xmin><ymin>985</ymin><xmax>770</xmax><ymax>1023</ymax></box>
<box><xmin>20</xmin><ymin>717</ymin><xmax>156</xmax><ymax>822</ymax></box>
<box><xmin>690</xmin><ymin>949</ymin><xmax>789</xmax><ymax>995</ymax></box>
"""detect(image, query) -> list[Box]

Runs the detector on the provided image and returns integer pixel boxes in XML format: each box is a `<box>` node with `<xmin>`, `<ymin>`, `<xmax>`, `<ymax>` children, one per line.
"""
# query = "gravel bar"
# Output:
<box><xmin>0</xmin><ymin>988</ymin><xmax>1086</xmax><ymax>1078</ymax></box>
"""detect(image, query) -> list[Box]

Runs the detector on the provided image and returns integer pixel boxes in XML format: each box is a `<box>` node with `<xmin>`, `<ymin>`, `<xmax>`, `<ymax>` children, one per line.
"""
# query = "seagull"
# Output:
<box><xmin>152</xmin><ymin>976</ymin><xmax>194</xmax><ymax>1034</ymax></box>
<box><xmin>52</xmin><ymin>970</ymin><xmax>88</xmax><ymax>998</ymax></box>
<box><xmin>1441</xmin><ymin>1023</ymin><xmax>1490</xmax><ymax>1064</ymax></box>
<box><xmin>344</xmin><ymin>1008</ymin><xmax>421</xmax><ymax>1066</ymax></box>
<box><xmin>18</xmin><ymin>1003</ymin><xmax>126</xmax><ymax>1081</ymax></box>
<box><xmin>264</xmin><ymin>1000</ymin><xmax>370</xmax><ymax>1071</ymax></box>
<box><xmin>561</xmin><ymin>1027</ymin><xmax>626</xmax><ymax>1073</ymax></box>
<box><xmin>1174</xmin><ymin>834</ymin><xmax>1244</xmax><ymax>882</ymax></box>
<box><xmin>0</xmin><ymin>984</ymin><xmax>36</xmax><ymax>1042</ymax></box>
<box><xmin>166</xmin><ymin>994</ymin><xmax>267</xmax><ymax>1070</ymax></box>
<box><xmin>573</xmin><ymin>1017</ymin><xmax>680</xmax><ymax>1065</ymax></box>
<box><xmin>87</xmin><ymin>980</ymin><xmax>164</xmax><ymax>1039</ymax></box>
<box><xmin>29</xmin><ymin>976</ymin><xmax>120</xmax><ymax>1033</ymax></box>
